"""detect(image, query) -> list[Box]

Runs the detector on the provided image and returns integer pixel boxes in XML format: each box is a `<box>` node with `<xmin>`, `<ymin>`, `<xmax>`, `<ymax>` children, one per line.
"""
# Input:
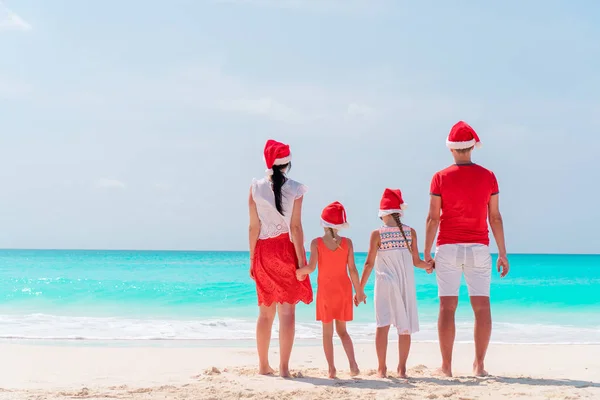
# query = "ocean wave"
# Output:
<box><xmin>0</xmin><ymin>314</ymin><xmax>598</xmax><ymax>344</ymax></box>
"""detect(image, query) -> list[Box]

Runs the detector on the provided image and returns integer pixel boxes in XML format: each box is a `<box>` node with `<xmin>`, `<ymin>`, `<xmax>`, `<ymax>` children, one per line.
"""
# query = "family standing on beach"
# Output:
<box><xmin>248</xmin><ymin>121</ymin><xmax>509</xmax><ymax>380</ymax></box>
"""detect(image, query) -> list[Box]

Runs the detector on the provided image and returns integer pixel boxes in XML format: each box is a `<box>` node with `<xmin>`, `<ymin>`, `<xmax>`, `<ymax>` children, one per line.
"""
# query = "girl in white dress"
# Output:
<box><xmin>359</xmin><ymin>188</ymin><xmax>433</xmax><ymax>378</ymax></box>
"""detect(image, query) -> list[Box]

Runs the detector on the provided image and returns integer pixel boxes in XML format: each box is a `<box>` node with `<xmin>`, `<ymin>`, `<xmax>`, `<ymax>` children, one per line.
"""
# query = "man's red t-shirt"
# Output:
<box><xmin>430</xmin><ymin>163</ymin><xmax>499</xmax><ymax>246</ymax></box>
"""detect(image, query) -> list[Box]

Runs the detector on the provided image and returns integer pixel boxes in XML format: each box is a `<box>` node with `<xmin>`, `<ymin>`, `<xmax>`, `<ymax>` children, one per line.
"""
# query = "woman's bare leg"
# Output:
<box><xmin>256</xmin><ymin>304</ymin><xmax>276</xmax><ymax>375</ymax></box>
<box><xmin>277</xmin><ymin>302</ymin><xmax>296</xmax><ymax>378</ymax></box>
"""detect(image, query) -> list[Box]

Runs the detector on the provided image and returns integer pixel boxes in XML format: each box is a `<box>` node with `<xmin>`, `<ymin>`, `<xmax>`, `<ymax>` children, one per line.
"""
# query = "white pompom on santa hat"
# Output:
<box><xmin>378</xmin><ymin>188</ymin><xmax>407</xmax><ymax>217</ymax></box>
<box><xmin>446</xmin><ymin>121</ymin><xmax>482</xmax><ymax>150</ymax></box>
<box><xmin>320</xmin><ymin>201</ymin><xmax>350</xmax><ymax>230</ymax></box>
<box><xmin>263</xmin><ymin>139</ymin><xmax>292</xmax><ymax>175</ymax></box>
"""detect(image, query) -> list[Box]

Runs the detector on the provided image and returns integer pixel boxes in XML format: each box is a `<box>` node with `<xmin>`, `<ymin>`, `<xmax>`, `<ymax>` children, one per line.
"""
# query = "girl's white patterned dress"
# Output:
<box><xmin>373</xmin><ymin>225</ymin><xmax>420</xmax><ymax>335</ymax></box>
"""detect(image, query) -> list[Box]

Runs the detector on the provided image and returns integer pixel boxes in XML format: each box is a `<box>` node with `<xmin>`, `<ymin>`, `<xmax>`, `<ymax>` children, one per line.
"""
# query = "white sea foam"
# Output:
<box><xmin>0</xmin><ymin>314</ymin><xmax>598</xmax><ymax>344</ymax></box>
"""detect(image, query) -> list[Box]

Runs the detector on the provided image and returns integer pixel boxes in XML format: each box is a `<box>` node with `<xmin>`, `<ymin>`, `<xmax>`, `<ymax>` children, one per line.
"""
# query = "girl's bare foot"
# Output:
<box><xmin>397</xmin><ymin>365</ymin><xmax>408</xmax><ymax>379</ymax></box>
<box><xmin>259</xmin><ymin>365</ymin><xmax>275</xmax><ymax>375</ymax></box>
<box><xmin>328</xmin><ymin>366</ymin><xmax>337</xmax><ymax>379</ymax></box>
<box><xmin>377</xmin><ymin>366</ymin><xmax>387</xmax><ymax>378</ymax></box>
<box><xmin>473</xmin><ymin>362</ymin><xmax>489</xmax><ymax>377</ymax></box>
<box><xmin>433</xmin><ymin>366</ymin><xmax>452</xmax><ymax>378</ymax></box>
<box><xmin>350</xmin><ymin>363</ymin><xmax>360</xmax><ymax>377</ymax></box>
<box><xmin>279</xmin><ymin>366</ymin><xmax>291</xmax><ymax>378</ymax></box>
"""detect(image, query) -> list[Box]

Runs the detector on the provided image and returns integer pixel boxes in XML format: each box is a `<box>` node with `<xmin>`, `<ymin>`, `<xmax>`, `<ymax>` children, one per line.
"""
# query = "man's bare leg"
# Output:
<box><xmin>437</xmin><ymin>296</ymin><xmax>458</xmax><ymax>377</ymax></box>
<box><xmin>470</xmin><ymin>296</ymin><xmax>492</xmax><ymax>377</ymax></box>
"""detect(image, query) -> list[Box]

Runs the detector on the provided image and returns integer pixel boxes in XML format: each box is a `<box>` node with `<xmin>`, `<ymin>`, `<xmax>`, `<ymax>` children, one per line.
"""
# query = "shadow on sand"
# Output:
<box><xmin>292</xmin><ymin>373</ymin><xmax>599</xmax><ymax>391</ymax></box>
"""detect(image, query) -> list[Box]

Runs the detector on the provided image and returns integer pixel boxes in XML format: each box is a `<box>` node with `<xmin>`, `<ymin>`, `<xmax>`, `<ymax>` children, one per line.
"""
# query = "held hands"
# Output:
<box><xmin>425</xmin><ymin>260</ymin><xmax>435</xmax><ymax>274</ymax></box>
<box><xmin>497</xmin><ymin>254</ymin><xmax>510</xmax><ymax>278</ymax></box>
<box><xmin>424</xmin><ymin>253</ymin><xmax>435</xmax><ymax>274</ymax></box>
<box><xmin>354</xmin><ymin>289</ymin><xmax>367</xmax><ymax>307</ymax></box>
<box><xmin>296</xmin><ymin>266</ymin><xmax>308</xmax><ymax>281</ymax></box>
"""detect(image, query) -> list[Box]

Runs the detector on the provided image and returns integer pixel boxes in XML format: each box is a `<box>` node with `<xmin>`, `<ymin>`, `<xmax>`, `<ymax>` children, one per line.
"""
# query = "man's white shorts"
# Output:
<box><xmin>435</xmin><ymin>244</ymin><xmax>492</xmax><ymax>297</ymax></box>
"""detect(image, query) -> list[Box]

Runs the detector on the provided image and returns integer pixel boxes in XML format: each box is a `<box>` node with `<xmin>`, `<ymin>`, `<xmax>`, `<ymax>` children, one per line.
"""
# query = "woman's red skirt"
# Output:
<box><xmin>253</xmin><ymin>233</ymin><xmax>313</xmax><ymax>306</ymax></box>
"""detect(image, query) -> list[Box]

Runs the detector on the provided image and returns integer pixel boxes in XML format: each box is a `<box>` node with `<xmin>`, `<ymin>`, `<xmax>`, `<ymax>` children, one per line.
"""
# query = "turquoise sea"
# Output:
<box><xmin>0</xmin><ymin>250</ymin><xmax>598</xmax><ymax>345</ymax></box>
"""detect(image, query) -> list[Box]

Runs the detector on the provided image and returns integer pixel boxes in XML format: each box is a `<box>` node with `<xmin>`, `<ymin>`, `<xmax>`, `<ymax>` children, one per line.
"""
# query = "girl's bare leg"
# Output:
<box><xmin>335</xmin><ymin>320</ymin><xmax>359</xmax><ymax>376</ymax></box>
<box><xmin>376</xmin><ymin>326</ymin><xmax>390</xmax><ymax>378</ymax></box>
<box><xmin>398</xmin><ymin>333</ymin><xmax>411</xmax><ymax>378</ymax></box>
<box><xmin>322</xmin><ymin>322</ymin><xmax>336</xmax><ymax>378</ymax></box>
<box><xmin>277</xmin><ymin>303</ymin><xmax>296</xmax><ymax>378</ymax></box>
<box><xmin>256</xmin><ymin>304</ymin><xmax>277</xmax><ymax>375</ymax></box>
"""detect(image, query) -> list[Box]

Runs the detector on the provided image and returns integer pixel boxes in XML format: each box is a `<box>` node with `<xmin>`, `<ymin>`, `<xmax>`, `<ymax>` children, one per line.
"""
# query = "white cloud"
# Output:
<box><xmin>0</xmin><ymin>77</ymin><xmax>33</xmax><ymax>99</ymax></box>
<box><xmin>0</xmin><ymin>1</ymin><xmax>32</xmax><ymax>31</ymax></box>
<box><xmin>213</xmin><ymin>0</ymin><xmax>389</xmax><ymax>14</ymax></box>
<box><xmin>347</xmin><ymin>103</ymin><xmax>376</xmax><ymax>118</ymax></box>
<box><xmin>93</xmin><ymin>179</ymin><xmax>126</xmax><ymax>191</ymax></box>
<box><xmin>218</xmin><ymin>97</ymin><xmax>302</xmax><ymax>123</ymax></box>
<box><xmin>153</xmin><ymin>183</ymin><xmax>171</xmax><ymax>192</ymax></box>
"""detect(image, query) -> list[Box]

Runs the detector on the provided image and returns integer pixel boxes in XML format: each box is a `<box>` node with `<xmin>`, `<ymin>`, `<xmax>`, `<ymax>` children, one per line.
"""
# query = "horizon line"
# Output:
<box><xmin>0</xmin><ymin>248</ymin><xmax>598</xmax><ymax>256</ymax></box>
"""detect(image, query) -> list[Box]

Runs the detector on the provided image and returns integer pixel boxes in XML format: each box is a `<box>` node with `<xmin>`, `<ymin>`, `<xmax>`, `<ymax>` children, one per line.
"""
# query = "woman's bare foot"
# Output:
<box><xmin>473</xmin><ymin>362</ymin><xmax>489</xmax><ymax>377</ymax></box>
<box><xmin>350</xmin><ymin>363</ymin><xmax>360</xmax><ymax>377</ymax></box>
<box><xmin>376</xmin><ymin>366</ymin><xmax>387</xmax><ymax>378</ymax></box>
<box><xmin>259</xmin><ymin>365</ymin><xmax>275</xmax><ymax>375</ymax></box>
<box><xmin>433</xmin><ymin>366</ymin><xmax>452</xmax><ymax>378</ymax></box>
<box><xmin>328</xmin><ymin>366</ymin><xmax>337</xmax><ymax>379</ymax></box>
<box><xmin>397</xmin><ymin>365</ymin><xmax>408</xmax><ymax>379</ymax></box>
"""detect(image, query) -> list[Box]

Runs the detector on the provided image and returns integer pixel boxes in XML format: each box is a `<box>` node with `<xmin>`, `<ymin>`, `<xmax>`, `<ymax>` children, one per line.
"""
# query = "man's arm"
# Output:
<box><xmin>424</xmin><ymin>195</ymin><xmax>441</xmax><ymax>262</ymax></box>
<box><xmin>488</xmin><ymin>194</ymin><xmax>509</xmax><ymax>277</ymax></box>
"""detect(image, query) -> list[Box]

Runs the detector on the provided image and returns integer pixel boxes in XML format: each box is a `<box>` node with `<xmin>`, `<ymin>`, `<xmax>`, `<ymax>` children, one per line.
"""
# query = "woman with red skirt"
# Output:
<box><xmin>248</xmin><ymin>139</ymin><xmax>313</xmax><ymax>377</ymax></box>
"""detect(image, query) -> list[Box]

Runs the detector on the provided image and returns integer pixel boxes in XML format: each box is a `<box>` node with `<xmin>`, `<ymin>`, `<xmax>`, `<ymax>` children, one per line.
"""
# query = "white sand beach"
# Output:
<box><xmin>0</xmin><ymin>342</ymin><xmax>598</xmax><ymax>399</ymax></box>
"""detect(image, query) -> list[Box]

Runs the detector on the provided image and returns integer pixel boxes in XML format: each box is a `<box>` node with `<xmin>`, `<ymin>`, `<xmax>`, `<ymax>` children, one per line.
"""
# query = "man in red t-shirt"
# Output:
<box><xmin>424</xmin><ymin>121</ymin><xmax>509</xmax><ymax>378</ymax></box>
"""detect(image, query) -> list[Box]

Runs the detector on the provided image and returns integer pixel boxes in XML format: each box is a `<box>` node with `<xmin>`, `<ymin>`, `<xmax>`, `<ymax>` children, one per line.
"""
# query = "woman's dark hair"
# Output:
<box><xmin>271</xmin><ymin>163</ymin><xmax>290</xmax><ymax>215</ymax></box>
<box><xmin>391</xmin><ymin>213</ymin><xmax>410</xmax><ymax>249</ymax></box>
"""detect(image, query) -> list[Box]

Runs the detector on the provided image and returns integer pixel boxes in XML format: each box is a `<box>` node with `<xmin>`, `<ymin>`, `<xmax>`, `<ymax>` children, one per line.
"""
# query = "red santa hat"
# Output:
<box><xmin>378</xmin><ymin>188</ymin><xmax>407</xmax><ymax>217</ymax></box>
<box><xmin>263</xmin><ymin>139</ymin><xmax>292</xmax><ymax>175</ymax></box>
<box><xmin>320</xmin><ymin>201</ymin><xmax>350</xmax><ymax>230</ymax></box>
<box><xmin>446</xmin><ymin>121</ymin><xmax>482</xmax><ymax>150</ymax></box>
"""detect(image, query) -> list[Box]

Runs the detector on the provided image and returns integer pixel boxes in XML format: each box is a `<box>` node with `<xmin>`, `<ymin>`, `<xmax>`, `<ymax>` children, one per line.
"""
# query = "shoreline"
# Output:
<box><xmin>0</xmin><ymin>342</ymin><xmax>598</xmax><ymax>399</ymax></box>
<box><xmin>2</xmin><ymin>338</ymin><xmax>600</xmax><ymax>348</ymax></box>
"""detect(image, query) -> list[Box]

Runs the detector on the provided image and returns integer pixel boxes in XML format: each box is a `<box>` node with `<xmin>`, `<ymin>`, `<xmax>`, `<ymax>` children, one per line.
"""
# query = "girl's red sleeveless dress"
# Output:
<box><xmin>316</xmin><ymin>238</ymin><xmax>353</xmax><ymax>323</ymax></box>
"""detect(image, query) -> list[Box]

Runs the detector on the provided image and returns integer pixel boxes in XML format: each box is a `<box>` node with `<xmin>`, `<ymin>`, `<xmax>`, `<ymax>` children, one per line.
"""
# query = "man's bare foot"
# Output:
<box><xmin>376</xmin><ymin>367</ymin><xmax>387</xmax><ymax>378</ymax></box>
<box><xmin>328</xmin><ymin>367</ymin><xmax>337</xmax><ymax>379</ymax></box>
<box><xmin>433</xmin><ymin>366</ymin><xmax>452</xmax><ymax>378</ymax></box>
<box><xmin>259</xmin><ymin>365</ymin><xmax>275</xmax><ymax>375</ymax></box>
<box><xmin>350</xmin><ymin>363</ymin><xmax>360</xmax><ymax>377</ymax></box>
<box><xmin>473</xmin><ymin>363</ymin><xmax>489</xmax><ymax>377</ymax></box>
<box><xmin>279</xmin><ymin>366</ymin><xmax>291</xmax><ymax>378</ymax></box>
<box><xmin>397</xmin><ymin>365</ymin><xmax>408</xmax><ymax>379</ymax></box>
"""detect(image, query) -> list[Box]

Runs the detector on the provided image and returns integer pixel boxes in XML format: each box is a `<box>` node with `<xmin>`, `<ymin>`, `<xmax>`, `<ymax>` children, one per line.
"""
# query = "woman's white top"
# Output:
<box><xmin>251</xmin><ymin>177</ymin><xmax>307</xmax><ymax>241</ymax></box>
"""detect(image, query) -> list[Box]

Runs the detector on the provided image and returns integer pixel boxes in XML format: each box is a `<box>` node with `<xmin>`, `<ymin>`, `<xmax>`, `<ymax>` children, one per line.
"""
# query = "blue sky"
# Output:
<box><xmin>0</xmin><ymin>0</ymin><xmax>598</xmax><ymax>253</ymax></box>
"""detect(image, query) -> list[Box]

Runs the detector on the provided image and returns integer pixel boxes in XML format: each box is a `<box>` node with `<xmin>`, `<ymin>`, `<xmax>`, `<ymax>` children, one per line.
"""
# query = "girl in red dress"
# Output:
<box><xmin>296</xmin><ymin>202</ymin><xmax>366</xmax><ymax>378</ymax></box>
<box><xmin>248</xmin><ymin>139</ymin><xmax>313</xmax><ymax>378</ymax></box>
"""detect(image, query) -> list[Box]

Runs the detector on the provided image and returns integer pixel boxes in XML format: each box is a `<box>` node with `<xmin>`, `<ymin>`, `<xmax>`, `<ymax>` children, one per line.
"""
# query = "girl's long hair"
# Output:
<box><xmin>391</xmin><ymin>213</ymin><xmax>410</xmax><ymax>248</ymax></box>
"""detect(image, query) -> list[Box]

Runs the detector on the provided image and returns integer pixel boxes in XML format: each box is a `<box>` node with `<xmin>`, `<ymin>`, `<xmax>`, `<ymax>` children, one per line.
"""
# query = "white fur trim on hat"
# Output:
<box><xmin>273</xmin><ymin>155</ymin><xmax>292</xmax><ymax>166</ymax></box>
<box><xmin>446</xmin><ymin>139</ymin><xmax>482</xmax><ymax>149</ymax></box>
<box><xmin>320</xmin><ymin>219</ymin><xmax>350</xmax><ymax>230</ymax></box>
<box><xmin>378</xmin><ymin>209</ymin><xmax>404</xmax><ymax>218</ymax></box>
